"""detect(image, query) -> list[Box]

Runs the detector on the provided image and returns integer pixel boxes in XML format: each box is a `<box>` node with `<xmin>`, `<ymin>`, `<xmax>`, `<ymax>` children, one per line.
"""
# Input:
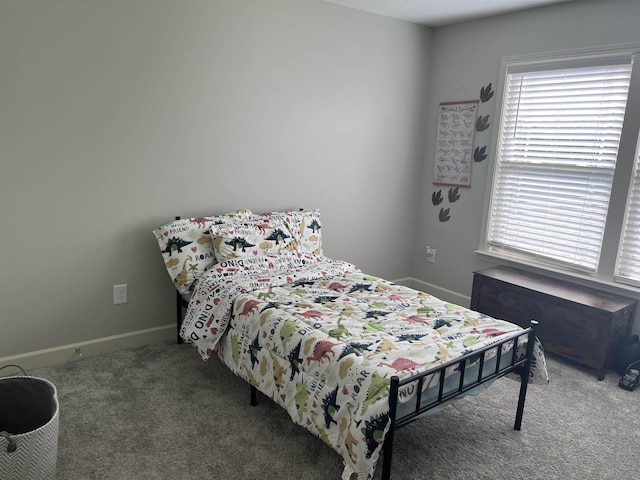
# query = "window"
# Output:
<box><xmin>481</xmin><ymin>44</ymin><xmax>640</xmax><ymax>287</ymax></box>
<box><xmin>617</xmin><ymin>137</ymin><xmax>640</xmax><ymax>286</ymax></box>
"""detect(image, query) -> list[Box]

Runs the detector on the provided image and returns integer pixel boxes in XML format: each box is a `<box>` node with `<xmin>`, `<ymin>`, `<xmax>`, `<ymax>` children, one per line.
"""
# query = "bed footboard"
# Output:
<box><xmin>381</xmin><ymin>320</ymin><xmax>538</xmax><ymax>480</ymax></box>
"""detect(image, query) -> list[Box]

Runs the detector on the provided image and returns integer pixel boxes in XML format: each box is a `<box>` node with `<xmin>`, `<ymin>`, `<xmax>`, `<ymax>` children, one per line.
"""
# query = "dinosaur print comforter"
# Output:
<box><xmin>180</xmin><ymin>252</ymin><xmax>548</xmax><ymax>480</ymax></box>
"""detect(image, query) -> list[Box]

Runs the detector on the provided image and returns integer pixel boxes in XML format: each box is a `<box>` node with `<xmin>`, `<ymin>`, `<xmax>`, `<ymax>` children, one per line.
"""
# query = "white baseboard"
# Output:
<box><xmin>0</xmin><ymin>324</ymin><xmax>176</xmax><ymax>374</ymax></box>
<box><xmin>393</xmin><ymin>277</ymin><xmax>470</xmax><ymax>307</ymax></box>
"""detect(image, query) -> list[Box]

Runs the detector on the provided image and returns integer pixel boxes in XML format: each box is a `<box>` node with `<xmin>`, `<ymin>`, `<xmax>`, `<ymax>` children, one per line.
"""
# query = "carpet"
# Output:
<box><xmin>21</xmin><ymin>342</ymin><xmax>640</xmax><ymax>479</ymax></box>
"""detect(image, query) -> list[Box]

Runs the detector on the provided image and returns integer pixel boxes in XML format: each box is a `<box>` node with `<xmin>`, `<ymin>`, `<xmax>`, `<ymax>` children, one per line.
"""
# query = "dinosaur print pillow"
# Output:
<box><xmin>153</xmin><ymin>210</ymin><xmax>253</xmax><ymax>296</ymax></box>
<box><xmin>278</xmin><ymin>209</ymin><xmax>323</xmax><ymax>255</ymax></box>
<box><xmin>210</xmin><ymin>216</ymin><xmax>299</xmax><ymax>262</ymax></box>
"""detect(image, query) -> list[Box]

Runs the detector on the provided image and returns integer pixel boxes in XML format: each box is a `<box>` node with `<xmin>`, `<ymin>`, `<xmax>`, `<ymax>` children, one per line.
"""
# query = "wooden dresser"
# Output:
<box><xmin>470</xmin><ymin>266</ymin><xmax>637</xmax><ymax>380</ymax></box>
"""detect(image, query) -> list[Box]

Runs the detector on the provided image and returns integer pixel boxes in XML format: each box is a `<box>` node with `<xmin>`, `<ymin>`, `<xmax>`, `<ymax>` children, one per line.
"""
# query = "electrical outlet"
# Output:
<box><xmin>113</xmin><ymin>284</ymin><xmax>128</xmax><ymax>304</ymax></box>
<box><xmin>425</xmin><ymin>246</ymin><xmax>436</xmax><ymax>263</ymax></box>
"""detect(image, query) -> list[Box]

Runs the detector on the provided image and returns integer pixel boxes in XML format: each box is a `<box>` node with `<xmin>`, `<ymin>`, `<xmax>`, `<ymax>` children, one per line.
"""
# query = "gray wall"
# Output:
<box><xmin>0</xmin><ymin>0</ymin><xmax>430</xmax><ymax>357</ymax></box>
<box><xmin>7</xmin><ymin>0</ymin><xmax>640</xmax><ymax>359</ymax></box>
<box><xmin>412</xmin><ymin>0</ymin><xmax>640</xmax><ymax>332</ymax></box>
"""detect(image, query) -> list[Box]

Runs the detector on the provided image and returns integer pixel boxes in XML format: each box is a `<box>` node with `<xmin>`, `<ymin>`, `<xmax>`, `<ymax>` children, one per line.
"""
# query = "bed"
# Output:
<box><xmin>153</xmin><ymin>209</ymin><xmax>548</xmax><ymax>480</ymax></box>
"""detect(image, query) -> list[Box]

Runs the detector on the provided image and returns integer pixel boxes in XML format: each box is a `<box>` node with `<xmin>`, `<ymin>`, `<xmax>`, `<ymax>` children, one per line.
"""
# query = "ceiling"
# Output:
<box><xmin>321</xmin><ymin>0</ymin><xmax>574</xmax><ymax>27</ymax></box>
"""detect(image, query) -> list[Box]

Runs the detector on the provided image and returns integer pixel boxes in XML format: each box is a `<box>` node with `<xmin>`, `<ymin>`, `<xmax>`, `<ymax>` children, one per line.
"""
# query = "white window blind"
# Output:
<box><xmin>487</xmin><ymin>59</ymin><xmax>633</xmax><ymax>273</ymax></box>
<box><xmin>616</xmin><ymin>137</ymin><xmax>640</xmax><ymax>286</ymax></box>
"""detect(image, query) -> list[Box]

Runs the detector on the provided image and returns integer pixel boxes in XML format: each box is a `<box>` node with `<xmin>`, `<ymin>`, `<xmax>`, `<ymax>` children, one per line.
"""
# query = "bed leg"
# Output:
<box><xmin>514</xmin><ymin>320</ymin><xmax>538</xmax><ymax>431</ymax></box>
<box><xmin>176</xmin><ymin>290</ymin><xmax>183</xmax><ymax>345</ymax></box>
<box><xmin>381</xmin><ymin>376</ymin><xmax>400</xmax><ymax>480</ymax></box>
<box><xmin>251</xmin><ymin>386</ymin><xmax>257</xmax><ymax>406</ymax></box>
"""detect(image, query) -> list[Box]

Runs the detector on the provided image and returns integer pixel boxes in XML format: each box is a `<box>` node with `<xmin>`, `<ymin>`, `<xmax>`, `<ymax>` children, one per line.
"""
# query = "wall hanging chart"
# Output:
<box><xmin>433</xmin><ymin>100</ymin><xmax>478</xmax><ymax>187</ymax></box>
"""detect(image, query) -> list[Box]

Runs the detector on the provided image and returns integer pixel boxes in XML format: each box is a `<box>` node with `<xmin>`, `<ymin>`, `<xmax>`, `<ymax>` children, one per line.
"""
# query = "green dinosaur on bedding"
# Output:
<box><xmin>463</xmin><ymin>336</ymin><xmax>481</xmax><ymax>347</ymax></box>
<box><xmin>257</xmin><ymin>288</ymin><xmax>276</xmax><ymax>300</ymax></box>
<box><xmin>370</xmin><ymin>300</ymin><xmax>388</xmax><ymax>310</ymax></box>
<box><xmin>265</xmin><ymin>228</ymin><xmax>290</xmax><ymax>244</ymax></box>
<box><xmin>361</xmin><ymin>373</ymin><xmax>389</xmax><ymax>416</ymax></box>
<box><xmin>363</xmin><ymin>320</ymin><xmax>384</xmax><ymax>333</ymax></box>
<box><xmin>279</xmin><ymin>319</ymin><xmax>298</xmax><ymax>349</ymax></box>
<box><xmin>225</xmin><ymin>237</ymin><xmax>255</xmax><ymax>252</ymax></box>
<box><xmin>295</xmin><ymin>382</ymin><xmax>310</xmax><ymax>421</ymax></box>
<box><xmin>328</xmin><ymin>318</ymin><xmax>349</xmax><ymax>341</ymax></box>
<box><xmin>163</xmin><ymin>237</ymin><xmax>192</xmax><ymax>255</ymax></box>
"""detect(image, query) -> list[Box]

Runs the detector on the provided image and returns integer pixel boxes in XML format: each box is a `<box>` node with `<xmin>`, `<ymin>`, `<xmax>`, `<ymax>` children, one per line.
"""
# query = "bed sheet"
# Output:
<box><xmin>181</xmin><ymin>252</ymin><xmax>548</xmax><ymax>480</ymax></box>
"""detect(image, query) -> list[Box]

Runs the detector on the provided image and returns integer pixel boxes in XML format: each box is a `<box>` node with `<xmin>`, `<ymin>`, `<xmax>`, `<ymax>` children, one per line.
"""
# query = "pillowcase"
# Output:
<box><xmin>278</xmin><ymin>209</ymin><xmax>323</xmax><ymax>255</ymax></box>
<box><xmin>211</xmin><ymin>216</ymin><xmax>298</xmax><ymax>262</ymax></box>
<box><xmin>153</xmin><ymin>210</ymin><xmax>253</xmax><ymax>296</ymax></box>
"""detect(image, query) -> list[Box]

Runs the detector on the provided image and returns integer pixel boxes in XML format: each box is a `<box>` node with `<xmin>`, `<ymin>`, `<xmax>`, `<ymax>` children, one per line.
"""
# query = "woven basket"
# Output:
<box><xmin>0</xmin><ymin>365</ymin><xmax>59</xmax><ymax>480</ymax></box>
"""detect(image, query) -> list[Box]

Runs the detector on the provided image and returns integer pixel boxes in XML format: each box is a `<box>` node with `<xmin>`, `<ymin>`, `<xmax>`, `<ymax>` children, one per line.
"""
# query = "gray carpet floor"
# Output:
<box><xmin>23</xmin><ymin>342</ymin><xmax>640</xmax><ymax>479</ymax></box>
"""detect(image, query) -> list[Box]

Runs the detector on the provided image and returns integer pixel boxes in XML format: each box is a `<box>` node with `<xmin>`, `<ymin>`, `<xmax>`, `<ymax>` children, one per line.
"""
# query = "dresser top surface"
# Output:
<box><xmin>474</xmin><ymin>266</ymin><xmax>637</xmax><ymax>311</ymax></box>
